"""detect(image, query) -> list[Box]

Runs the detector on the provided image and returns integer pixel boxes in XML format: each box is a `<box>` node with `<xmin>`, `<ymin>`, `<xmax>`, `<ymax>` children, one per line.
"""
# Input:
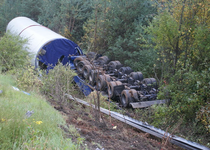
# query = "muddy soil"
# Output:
<box><xmin>49</xmin><ymin>99</ymin><xmax>181</xmax><ymax>150</ymax></box>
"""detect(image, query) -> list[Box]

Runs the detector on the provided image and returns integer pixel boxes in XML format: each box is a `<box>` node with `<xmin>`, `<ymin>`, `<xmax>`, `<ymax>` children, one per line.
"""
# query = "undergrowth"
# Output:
<box><xmin>40</xmin><ymin>63</ymin><xmax>78</xmax><ymax>104</ymax></box>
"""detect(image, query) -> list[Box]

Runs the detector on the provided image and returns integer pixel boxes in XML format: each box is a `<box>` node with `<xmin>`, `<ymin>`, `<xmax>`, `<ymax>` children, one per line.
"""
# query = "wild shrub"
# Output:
<box><xmin>15</xmin><ymin>65</ymin><xmax>42</xmax><ymax>92</ymax></box>
<box><xmin>154</xmin><ymin>67</ymin><xmax>210</xmax><ymax>143</ymax></box>
<box><xmin>0</xmin><ymin>32</ymin><xmax>30</xmax><ymax>72</ymax></box>
<box><xmin>86</xmin><ymin>91</ymin><xmax>121</xmax><ymax>112</ymax></box>
<box><xmin>197</xmin><ymin>103</ymin><xmax>210</xmax><ymax>132</ymax></box>
<box><xmin>144</xmin><ymin>0</ymin><xmax>210</xmax><ymax>146</ymax></box>
<box><xmin>40</xmin><ymin>63</ymin><xmax>77</xmax><ymax>104</ymax></box>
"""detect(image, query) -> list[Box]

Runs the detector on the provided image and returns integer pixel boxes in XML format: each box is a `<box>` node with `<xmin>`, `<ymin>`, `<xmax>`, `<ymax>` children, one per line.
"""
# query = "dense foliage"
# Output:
<box><xmin>0</xmin><ymin>0</ymin><xmax>210</xmax><ymax>146</ymax></box>
<box><xmin>82</xmin><ymin>0</ymin><xmax>157</xmax><ymax>76</ymax></box>
<box><xmin>38</xmin><ymin>0</ymin><xmax>93</xmax><ymax>43</ymax></box>
<box><xmin>0</xmin><ymin>32</ymin><xmax>29</xmax><ymax>72</ymax></box>
<box><xmin>146</xmin><ymin>0</ymin><xmax>210</xmax><ymax>144</ymax></box>
<box><xmin>40</xmin><ymin>63</ymin><xmax>78</xmax><ymax>104</ymax></box>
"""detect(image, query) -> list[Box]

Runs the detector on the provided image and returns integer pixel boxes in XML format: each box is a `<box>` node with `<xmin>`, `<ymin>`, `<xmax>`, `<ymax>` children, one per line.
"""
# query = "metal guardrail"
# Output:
<box><xmin>66</xmin><ymin>94</ymin><xmax>210</xmax><ymax>150</ymax></box>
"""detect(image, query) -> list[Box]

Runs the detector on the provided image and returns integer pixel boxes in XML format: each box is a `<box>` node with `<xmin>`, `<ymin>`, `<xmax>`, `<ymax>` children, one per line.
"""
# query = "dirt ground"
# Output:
<box><xmin>49</xmin><ymin>99</ymin><xmax>181</xmax><ymax>150</ymax></box>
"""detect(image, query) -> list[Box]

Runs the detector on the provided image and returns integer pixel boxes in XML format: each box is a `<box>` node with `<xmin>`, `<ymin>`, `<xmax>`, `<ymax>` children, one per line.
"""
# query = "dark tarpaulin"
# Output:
<box><xmin>38</xmin><ymin>38</ymin><xmax>82</xmax><ymax>70</ymax></box>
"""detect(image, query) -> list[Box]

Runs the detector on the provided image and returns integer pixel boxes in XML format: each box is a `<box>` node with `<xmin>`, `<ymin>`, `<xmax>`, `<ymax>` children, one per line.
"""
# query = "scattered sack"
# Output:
<box><xmin>12</xmin><ymin>86</ymin><xmax>30</xmax><ymax>95</ymax></box>
<box><xmin>25</xmin><ymin>110</ymin><xmax>34</xmax><ymax>118</ymax></box>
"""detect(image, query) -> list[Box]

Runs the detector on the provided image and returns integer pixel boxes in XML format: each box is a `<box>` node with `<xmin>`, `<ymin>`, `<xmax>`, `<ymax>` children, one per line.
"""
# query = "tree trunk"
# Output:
<box><xmin>174</xmin><ymin>0</ymin><xmax>186</xmax><ymax>74</ymax></box>
<box><xmin>94</xmin><ymin>5</ymin><xmax>98</xmax><ymax>52</ymax></box>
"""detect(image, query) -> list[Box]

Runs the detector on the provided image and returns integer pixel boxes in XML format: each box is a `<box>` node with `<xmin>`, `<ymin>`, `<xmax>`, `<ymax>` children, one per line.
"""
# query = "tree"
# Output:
<box><xmin>0</xmin><ymin>32</ymin><xmax>30</xmax><ymax>72</ymax></box>
<box><xmin>147</xmin><ymin>0</ymin><xmax>210</xmax><ymax>136</ymax></box>
<box><xmin>38</xmin><ymin>0</ymin><xmax>93</xmax><ymax>43</ymax></box>
<box><xmin>0</xmin><ymin>0</ymin><xmax>43</xmax><ymax>36</ymax></box>
<box><xmin>148</xmin><ymin>0</ymin><xmax>210</xmax><ymax>78</ymax></box>
<box><xmin>82</xmin><ymin>0</ymin><xmax>157</xmax><ymax>76</ymax></box>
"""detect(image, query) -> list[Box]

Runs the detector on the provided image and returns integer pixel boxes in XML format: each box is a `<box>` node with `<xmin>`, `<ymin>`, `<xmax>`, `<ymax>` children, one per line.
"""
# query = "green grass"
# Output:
<box><xmin>0</xmin><ymin>74</ymin><xmax>79</xmax><ymax>150</ymax></box>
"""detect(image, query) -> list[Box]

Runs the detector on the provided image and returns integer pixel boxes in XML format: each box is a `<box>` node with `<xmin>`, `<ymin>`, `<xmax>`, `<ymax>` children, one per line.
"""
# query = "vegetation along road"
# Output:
<box><xmin>0</xmin><ymin>0</ymin><xmax>209</xmax><ymax>149</ymax></box>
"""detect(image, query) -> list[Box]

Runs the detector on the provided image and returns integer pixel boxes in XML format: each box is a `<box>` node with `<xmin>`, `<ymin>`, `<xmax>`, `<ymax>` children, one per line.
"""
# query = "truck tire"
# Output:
<box><xmin>137</xmin><ymin>72</ymin><xmax>144</xmax><ymax>81</ymax></box>
<box><xmin>108</xmin><ymin>61</ymin><xmax>117</xmax><ymax>71</ymax></box>
<box><xmin>150</xmin><ymin>78</ymin><xmax>158</xmax><ymax>89</ymax></box>
<box><xmin>130</xmin><ymin>72</ymin><xmax>143</xmax><ymax>81</ymax></box>
<box><xmin>108</xmin><ymin>61</ymin><xmax>122</xmax><ymax>71</ymax></box>
<box><xmin>114</xmin><ymin>61</ymin><xmax>122</xmax><ymax>69</ymax></box>
<box><xmin>115</xmin><ymin>61</ymin><xmax>121</xmax><ymax>66</ymax></box>
<box><xmin>119</xmin><ymin>67</ymin><xmax>133</xmax><ymax>75</ymax></box>
<box><xmin>74</xmin><ymin>56</ymin><xmax>85</xmax><ymax>68</ymax></box>
<box><xmin>143</xmin><ymin>78</ymin><xmax>152</xmax><ymax>85</ymax></box>
<box><xmin>97</xmin><ymin>74</ymin><xmax>111</xmax><ymax>91</ymax></box>
<box><xmin>77</xmin><ymin>60</ymin><xmax>90</xmax><ymax>74</ymax></box>
<box><xmin>87</xmin><ymin>52</ymin><xmax>96</xmax><ymax>60</ymax></box>
<box><xmin>97</xmin><ymin>56</ymin><xmax>110</xmax><ymax>66</ymax></box>
<box><xmin>143</xmin><ymin>78</ymin><xmax>158</xmax><ymax>89</ymax></box>
<box><xmin>89</xmin><ymin>70</ymin><xmax>102</xmax><ymax>86</ymax></box>
<box><xmin>107</xmin><ymin>81</ymin><xmax>122</xmax><ymax>99</ymax></box>
<box><xmin>121</xmin><ymin>90</ymin><xmax>132</xmax><ymax>108</ymax></box>
<box><xmin>83</xmin><ymin>65</ymin><xmax>92</xmax><ymax>79</ymax></box>
<box><xmin>129</xmin><ymin>89</ymin><xmax>138</xmax><ymax>101</ymax></box>
<box><xmin>89</xmin><ymin>70</ymin><xmax>96</xmax><ymax>86</ymax></box>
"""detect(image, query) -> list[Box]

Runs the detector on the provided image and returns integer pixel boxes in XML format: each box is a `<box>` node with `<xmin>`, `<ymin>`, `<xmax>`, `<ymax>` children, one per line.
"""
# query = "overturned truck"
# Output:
<box><xmin>72</xmin><ymin>53</ymin><xmax>167</xmax><ymax>108</ymax></box>
<box><xmin>7</xmin><ymin>17</ymin><xmax>167</xmax><ymax>108</ymax></box>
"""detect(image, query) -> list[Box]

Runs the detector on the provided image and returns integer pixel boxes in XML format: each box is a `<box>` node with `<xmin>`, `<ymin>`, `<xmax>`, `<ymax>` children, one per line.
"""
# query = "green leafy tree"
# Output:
<box><xmin>37</xmin><ymin>0</ymin><xmax>62</xmax><ymax>32</ymax></box>
<box><xmin>0</xmin><ymin>0</ymin><xmax>43</xmax><ymax>36</ymax></box>
<box><xmin>148</xmin><ymin>0</ymin><xmax>210</xmax><ymax>78</ymax></box>
<box><xmin>147</xmin><ymin>0</ymin><xmax>210</xmax><ymax>141</ymax></box>
<box><xmin>0</xmin><ymin>0</ymin><xmax>24</xmax><ymax>35</ymax></box>
<box><xmin>0</xmin><ymin>32</ymin><xmax>30</xmax><ymax>72</ymax></box>
<box><xmin>60</xmin><ymin>0</ymin><xmax>93</xmax><ymax>42</ymax></box>
<box><xmin>38</xmin><ymin>0</ymin><xmax>93</xmax><ymax>43</ymax></box>
<box><xmin>83</xmin><ymin>0</ymin><xmax>157</xmax><ymax>76</ymax></box>
<box><xmin>21</xmin><ymin>0</ymin><xmax>43</xmax><ymax>21</ymax></box>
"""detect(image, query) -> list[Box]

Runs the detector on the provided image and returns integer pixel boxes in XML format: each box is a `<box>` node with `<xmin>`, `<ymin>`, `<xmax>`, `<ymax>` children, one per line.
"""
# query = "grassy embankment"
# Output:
<box><xmin>0</xmin><ymin>74</ymin><xmax>81</xmax><ymax>150</ymax></box>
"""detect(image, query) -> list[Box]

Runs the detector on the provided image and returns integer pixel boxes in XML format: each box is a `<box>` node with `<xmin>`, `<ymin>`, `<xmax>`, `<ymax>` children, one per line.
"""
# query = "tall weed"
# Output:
<box><xmin>15</xmin><ymin>65</ymin><xmax>42</xmax><ymax>92</ymax></box>
<box><xmin>40</xmin><ymin>63</ymin><xmax>77</xmax><ymax>104</ymax></box>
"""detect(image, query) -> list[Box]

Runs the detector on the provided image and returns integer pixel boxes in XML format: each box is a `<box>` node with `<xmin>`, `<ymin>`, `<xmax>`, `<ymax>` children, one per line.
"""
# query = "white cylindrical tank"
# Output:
<box><xmin>6</xmin><ymin>16</ymin><xmax>82</xmax><ymax>69</ymax></box>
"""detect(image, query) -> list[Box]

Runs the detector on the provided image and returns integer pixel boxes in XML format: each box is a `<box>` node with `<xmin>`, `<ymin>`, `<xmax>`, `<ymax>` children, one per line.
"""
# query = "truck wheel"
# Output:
<box><xmin>77</xmin><ymin>60</ymin><xmax>90</xmax><ymax>74</ymax></box>
<box><xmin>87</xmin><ymin>52</ymin><xmax>96</xmax><ymax>60</ymax></box>
<box><xmin>74</xmin><ymin>57</ymin><xmax>85</xmax><ymax>68</ymax></box>
<box><xmin>97</xmin><ymin>74</ymin><xmax>111</xmax><ymax>91</ymax></box>
<box><xmin>114</xmin><ymin>61</ymin><xmax>122</xmax><ymax>69</ymax></box>
<box><xmin>89</xmin><ymin>70</ymin><xmax>102</xmax><ymax>86</ymax></box>
<box><xmin>108</xmin><ymin>82</ymin><xmax>116</xmax><ymax>99</ymax></box>
<box><xmin>108</xmin><ymin>61</ymin><xmax>118</xmax><ymax>71</ymax></box>
<box><xmin>137</xmin><ymin>72</ymin><xmax>144</xmax><ymax>81</ymax></box>
<box><xmin>107</xmin><ymin>81</ymin><xmax>122</xmax><ymax>99</ymax></box>
<box><xmin>89</xmin><ymin>70</ymin><xmax>96</xmax><ymax>86</ymax></box>
<box><xmin>143</xmin><ymin>78</ymin><xmax>153</xmax><ymax>90</ymax></box>
<box><xmin>118</xmin><ymin>67</ymin><xmax>133</xmax><ymax>76</ymax></box>
<box><xmin>97</xmin><ymin>56</ymin><xmax>110</xmax><ymax>66</ymax></box>
<box><xmin>150</xmin><ymin>78</ymin><xmax>158</xmax><ymax>89</ymax></box>
<box><xmin>121</xmin><ymin>90</ymin><xmax>132</xmax><ymax>108</ymax></box>
<box><xmin>115</xmin><ymin>60</ymin><xmax>121</xmax><ymax>66</ymax></box>
<box><xmin>143</xmin><ymin>78</ymin><xmax>152</xmax><ymax>85</ymax></box>
<box><xmin>83</xmin><ymin>65</ymin><xmax>92</xmax><ymax>79</ymax></box>
<box><xmin>130</xmin><ymin>72</ymin><xmax>143</xmax><ymax>81</ymax></box>
<box><xmin>129</xmin><ymin>89</ymin><xmax>138</xmax><ymax>101</ymax></box>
